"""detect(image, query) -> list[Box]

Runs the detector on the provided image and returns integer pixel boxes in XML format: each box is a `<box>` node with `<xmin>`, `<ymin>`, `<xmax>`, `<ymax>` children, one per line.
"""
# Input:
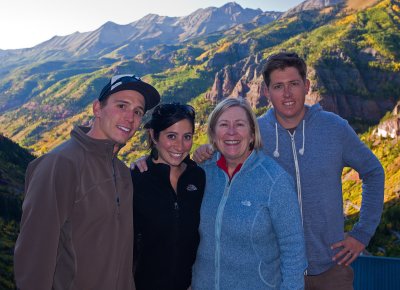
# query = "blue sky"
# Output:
<box><xmin>0</xmin><ymin>0</ymin><xmax>303</xmax><ymax>50</ymax></box>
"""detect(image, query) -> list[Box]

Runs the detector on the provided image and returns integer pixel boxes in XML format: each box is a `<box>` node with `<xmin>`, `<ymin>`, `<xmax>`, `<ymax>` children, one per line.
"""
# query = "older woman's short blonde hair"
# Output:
<box><xmin>207</xmin><ymin>97</ymin><xmax>262</xmax><ymax>151</ymax></box>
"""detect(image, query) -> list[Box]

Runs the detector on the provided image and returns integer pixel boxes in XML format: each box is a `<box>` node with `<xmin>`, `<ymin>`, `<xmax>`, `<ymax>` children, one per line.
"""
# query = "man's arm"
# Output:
<box><xmin>332</xmin><ymin>121</ymin><xmax>384</xmax><ymax>265</ymax></box>
<box><xmin>192</xmin><ymin>144</ymin><xmax>214</xmax><ymax>163</ymax></box>
<box><xmin>14</xmin><ymin>155</ymin><xmax>76</xmax><ymax>290</ymax></box>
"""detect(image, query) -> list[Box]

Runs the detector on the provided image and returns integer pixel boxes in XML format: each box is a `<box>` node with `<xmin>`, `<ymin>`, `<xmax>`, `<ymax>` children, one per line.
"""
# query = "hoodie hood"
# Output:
<box><xmin>262</xmin><ymin>103</ymin><xmax>322</xmax><ymax>127</ymax></box>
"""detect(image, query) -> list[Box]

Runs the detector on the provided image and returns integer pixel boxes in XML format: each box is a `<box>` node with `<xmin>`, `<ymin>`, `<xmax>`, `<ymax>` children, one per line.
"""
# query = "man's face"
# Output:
<box><xmin>91</xmin><ymin>90</ymin><xmax>145</xmax><ymax>149</ymax></box>
<box><xmin>266</xmin><ymin>66</ymin><xmax>310</xmax><ymax>129</ymax></box>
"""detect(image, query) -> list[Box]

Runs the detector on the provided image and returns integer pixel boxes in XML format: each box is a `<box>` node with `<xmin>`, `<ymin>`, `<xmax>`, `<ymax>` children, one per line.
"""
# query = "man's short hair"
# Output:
<box><xmin>262</xmin><ymin>52</ymin><xmax>307</xmax><ymax>87</ymax></box>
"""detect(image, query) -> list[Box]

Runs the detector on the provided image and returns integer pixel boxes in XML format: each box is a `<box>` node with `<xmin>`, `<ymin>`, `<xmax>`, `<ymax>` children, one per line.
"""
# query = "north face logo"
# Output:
<box><xmin>186</xmin><ymin>184</ymin><xmax>198</xmax><ymax>191</ymax></box>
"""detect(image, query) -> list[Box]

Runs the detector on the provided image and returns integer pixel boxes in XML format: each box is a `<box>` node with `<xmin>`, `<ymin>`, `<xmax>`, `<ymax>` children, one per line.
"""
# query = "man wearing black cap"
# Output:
<box><xmin>14</xmin><ymin>75</ymin><xmax>160</xmax><ymax>290</ymax></box>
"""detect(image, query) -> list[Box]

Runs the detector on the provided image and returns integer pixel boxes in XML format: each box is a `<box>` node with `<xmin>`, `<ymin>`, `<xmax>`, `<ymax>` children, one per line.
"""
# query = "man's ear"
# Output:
<box><xmin>93</xmin><ymin>100</ymin><xmax>102</xmax><ymax>118</ymax></box>
<box><xmin>265</xmin><ymin>85</ymin><xmax>271</xmax><ymax>100</ymax></box>
<box><xmin>305</xmin><ymin>79</ymin><xmax>311</xmax><ymax>94</ymax></box>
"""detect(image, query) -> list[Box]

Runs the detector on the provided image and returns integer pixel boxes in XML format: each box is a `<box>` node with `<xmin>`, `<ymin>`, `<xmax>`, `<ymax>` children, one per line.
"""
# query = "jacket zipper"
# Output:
<box><xmin>214</xmin><ymin>173</ymin><xmax>235</xmax><ymax>290</ymax></box>
<box><xmin>288</xmin><ymin>131</ymin><xmax>303</xmax><ymax>225</ymax></box>
<box><xmin>288</xmin><ymin>131</ymin><xmax>308</xmax><ymax>276</ymax></box>
<box><xmin>172</xmin><ymin>176</ymin><xmax>181</xmax><ymax>285</ymax></box>
<box><xmin>111</xmin><ymin>157</ymin><xmax>120</xmax><ymax>214</ymax></box>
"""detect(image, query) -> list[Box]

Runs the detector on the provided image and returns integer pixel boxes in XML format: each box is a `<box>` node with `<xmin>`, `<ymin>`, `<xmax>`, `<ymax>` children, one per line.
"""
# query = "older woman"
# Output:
<box><xmin>192</xmin><ymin>98</ymin><xmax>307</xmax><ymax>290</ymax></box>
<box><xmin>131</xmin><ymin>103</ymin><xmax>205</xmax><ymax>290</ymax></box>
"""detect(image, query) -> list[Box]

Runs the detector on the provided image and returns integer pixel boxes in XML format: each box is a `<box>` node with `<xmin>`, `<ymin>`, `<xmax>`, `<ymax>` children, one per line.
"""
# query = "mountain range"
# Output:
<box><xmin>2</xmin><ymin>0</ymin><xmax>398</xmax><ymax>155</ymax></box>
<box><xmin>0</xmin><ymin>0</ymin><xmax>398</xmax><ymax>225</ymax></box>
<box><xmin>0</xmin><ymin>2</ymin><xmax>280</xmax><ymax>70</ymax></box>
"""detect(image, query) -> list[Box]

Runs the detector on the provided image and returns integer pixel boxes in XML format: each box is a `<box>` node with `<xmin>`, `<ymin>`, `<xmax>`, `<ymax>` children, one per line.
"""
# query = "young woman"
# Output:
<box><xmin>131</xmin><ymin>103</ymin><xmax>205</xmax><ymax>290</ymax></box>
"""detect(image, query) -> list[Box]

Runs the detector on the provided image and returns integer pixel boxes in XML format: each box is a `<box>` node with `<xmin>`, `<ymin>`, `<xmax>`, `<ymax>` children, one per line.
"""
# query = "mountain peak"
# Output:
<box><xmin>101</xmin><ymin>21</ymin><xmax>119</xmax><ymax>28</ymax></box>
<box><xmin>220</xmin><ymin>2</ymin><xmax>246</xmax><ymax>14</ymax></box>
<box><xmin>283</xmin><ymin>0</ymin><xmax>344</xmax><ymax>17</ymax></box>
<box><xmin>221</xmin><ymin>2</ymin><xmax>243</xmax><ymax>9</ymax></box>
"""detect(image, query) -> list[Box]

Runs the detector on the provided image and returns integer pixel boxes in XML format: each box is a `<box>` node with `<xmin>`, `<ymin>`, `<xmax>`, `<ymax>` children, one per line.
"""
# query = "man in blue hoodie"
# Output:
<box><xmin>194</xmin><ymin>52</ymin><xmax>384</xmax><ymax>290</ymax></box>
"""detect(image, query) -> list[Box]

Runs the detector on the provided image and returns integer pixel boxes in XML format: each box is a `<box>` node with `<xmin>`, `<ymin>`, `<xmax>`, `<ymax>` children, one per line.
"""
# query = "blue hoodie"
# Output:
<box><xmin>192</xmin><ymin>150</ymin><xmax>307</xmax><ymax>290</ymax></box>
<box><xmin>258</xmin><ymin>103</ymin><xmax>384</xmax><ymax>275</ymax></box>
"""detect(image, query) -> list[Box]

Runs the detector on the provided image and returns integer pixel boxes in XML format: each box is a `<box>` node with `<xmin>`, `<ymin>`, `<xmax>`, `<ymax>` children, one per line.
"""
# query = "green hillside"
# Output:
<box><xmin>1</xmin><ymin>0</ymin><xmax>400</xmax><ymax>156</ymax></box>
<box><xmin>0</xmin><ymin>135</ymin><xmax>35</xmax><ymax>289</ymax></box>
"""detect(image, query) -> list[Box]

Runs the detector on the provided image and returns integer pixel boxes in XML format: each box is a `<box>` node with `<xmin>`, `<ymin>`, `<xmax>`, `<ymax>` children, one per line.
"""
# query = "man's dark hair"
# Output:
<box><xmin>262</xmin><ymin>52</ymin><xmax>307</xmax><ymax>87</ymax></box>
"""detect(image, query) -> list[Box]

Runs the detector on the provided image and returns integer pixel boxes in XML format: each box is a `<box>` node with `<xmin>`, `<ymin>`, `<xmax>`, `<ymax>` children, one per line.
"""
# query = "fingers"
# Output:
<box><xmin>332</xmin><ymin>247</ymin><xmax>348</xmax><ymax>263</ymax></box>
<box><xmin>131</xmin><ymin>155</ymin><xmax>149</xmax><ymax>172</ymax></box>
<box><xmin>331</xmin><ymin>236</ymin><xmax>364</xmax><ymax>266</ymax></box>
<box><xmin>206</xmin><ymin>144</ymin><xmax>214</xmax><ymax>155</ymax></box>
<box><xmin>333</xmin><ymin>249</ymin><xmax>358</xmax><ymax>266</ymax></box>
<box><xmin>344</xmin><ymin>251</ymin><xmax>358</xmax><ymax>266</ymax></box>
<box><xmin>330</xmin><ymin>240</ymin><xmax>343</xmax><ymax>250</ymax></box>
<box><xmin>193</xmin><ymin>144</ymin><xmax>214</xmax><ymax>163</ymax></box>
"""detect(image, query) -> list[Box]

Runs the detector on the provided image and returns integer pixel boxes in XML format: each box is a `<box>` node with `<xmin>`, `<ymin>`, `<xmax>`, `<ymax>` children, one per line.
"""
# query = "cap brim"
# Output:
<box><xmin>109</xmin><ymin>82</ymin><xmax>160</xmax><ymax>112</ymax></box>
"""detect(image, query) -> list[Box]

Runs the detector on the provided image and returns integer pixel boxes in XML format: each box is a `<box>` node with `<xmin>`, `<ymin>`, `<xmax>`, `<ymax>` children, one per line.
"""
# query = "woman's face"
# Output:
<box><xmin>152</xmin><ymin>119</ymin><xmax>193</xmax><ymax>167</ymax></box>
<box><xmin>214</xmin><ymin>106</ymin><xmax>254</xmax><ymax>166</ymax></box>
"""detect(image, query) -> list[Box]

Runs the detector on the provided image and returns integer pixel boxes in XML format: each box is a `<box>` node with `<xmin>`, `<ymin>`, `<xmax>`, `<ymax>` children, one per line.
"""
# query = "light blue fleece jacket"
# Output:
<box><xmin>258</xmin><ymin>103</ymin><xmax>385</xmax><ymax>275</ymax></box>
<box><xmin>192</xmin><ymin>150</ymin><xmax>307</xmax><ymax>290</ymax></box>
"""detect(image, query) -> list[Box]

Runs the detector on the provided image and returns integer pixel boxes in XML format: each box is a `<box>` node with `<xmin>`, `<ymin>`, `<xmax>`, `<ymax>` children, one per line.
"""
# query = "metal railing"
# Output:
<box><xmin>352</xmin><ymin>255</ymin><xmax>400</xmax><ymax>290</ymax></box>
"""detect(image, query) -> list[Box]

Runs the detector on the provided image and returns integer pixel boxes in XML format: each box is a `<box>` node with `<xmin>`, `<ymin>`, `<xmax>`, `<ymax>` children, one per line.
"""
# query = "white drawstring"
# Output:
<box><xmin>273</xmin><ymin>120</ymin><xmax>305</xmax><ymax>157</ymax></box>
<box><xmin>299</xmin><ymin>120</ymin><xmax>305</xmax><ymax>155</ymax></box>
<box><xmin>273</xmin><ymin>122</ymin><xmax>280</xmax><ymax>158</ymax></box>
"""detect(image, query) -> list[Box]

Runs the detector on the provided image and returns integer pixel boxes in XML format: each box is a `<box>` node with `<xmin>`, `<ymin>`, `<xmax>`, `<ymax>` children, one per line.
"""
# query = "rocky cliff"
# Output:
<box><xmin>205</xmin><ymin>47</ymin><xmax>400</xmax><ymax>126</ymax></box>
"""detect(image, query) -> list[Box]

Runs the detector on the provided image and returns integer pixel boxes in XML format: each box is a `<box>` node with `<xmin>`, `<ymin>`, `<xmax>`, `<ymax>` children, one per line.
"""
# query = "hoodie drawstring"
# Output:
<box><xmin>273</xmin><ymin>120</ymin><xmax>305</xmax><ymax>158</ymax></box>
<box><xmin>273</xmin><ymin>123</ymin><xmax>280</xmax><ymax>158</ymax></box>
<box><xmin>299</xmin><ymin>120</ymin><xmax>305</xmax><ymax>155</ymax></box>
<box><xmin>273</xmin><ymin>120</ymin><xmax>306</xmax><ymax>226</ymax></box>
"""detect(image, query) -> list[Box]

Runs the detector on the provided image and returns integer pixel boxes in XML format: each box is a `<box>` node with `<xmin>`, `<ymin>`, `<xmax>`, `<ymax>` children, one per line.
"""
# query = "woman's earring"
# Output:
<box><xmin>249</xmin><ymin>141</ymin><xmax>254</xmax><ymax>150</ymax></box>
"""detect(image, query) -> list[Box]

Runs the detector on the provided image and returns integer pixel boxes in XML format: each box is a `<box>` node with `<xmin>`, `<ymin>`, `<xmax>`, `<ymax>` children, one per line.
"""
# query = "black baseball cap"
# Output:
<box><xmin>98</xmin><ymin>74</ymin><xmax>160</xmax><ymax>112</ymax></box>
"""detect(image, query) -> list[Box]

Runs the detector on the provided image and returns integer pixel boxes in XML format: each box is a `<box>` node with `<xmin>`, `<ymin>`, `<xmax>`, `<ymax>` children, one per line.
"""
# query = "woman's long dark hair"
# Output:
<box><xmin>144</xmin><ymin>103</ymin><xmax>196</xmax><ymax>159</ymax></box>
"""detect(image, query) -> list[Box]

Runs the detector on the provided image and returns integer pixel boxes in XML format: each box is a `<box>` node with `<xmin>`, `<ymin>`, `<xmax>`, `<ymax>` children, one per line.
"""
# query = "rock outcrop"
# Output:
<box><xmin>205</xmin><ymin>48</ymin><xmax>400</xmax><ymax>125</ymax></box>
<box><xmin>374</xmin><ymin>101</ymin><xmax>400</xmax><ymax>138</ymax></box>
<box><xmin>205</xmin><ymin>53</ymin><xmax>268</xmax><ymax>107</ymax></box>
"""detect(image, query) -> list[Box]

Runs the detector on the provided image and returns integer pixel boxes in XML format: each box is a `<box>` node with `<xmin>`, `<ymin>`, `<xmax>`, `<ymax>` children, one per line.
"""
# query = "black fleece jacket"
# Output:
<box><xmin>131</xmin><ymin>157</ymin><xmax>205</xmax><ymax>290</ymax></box>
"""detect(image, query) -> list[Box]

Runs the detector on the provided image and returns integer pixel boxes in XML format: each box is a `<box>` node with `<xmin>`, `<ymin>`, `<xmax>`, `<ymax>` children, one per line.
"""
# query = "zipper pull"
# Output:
<box><xmin>174</xmin><ymin>202</ymin><xmax>179</xmax><ymax>218</ymax></box>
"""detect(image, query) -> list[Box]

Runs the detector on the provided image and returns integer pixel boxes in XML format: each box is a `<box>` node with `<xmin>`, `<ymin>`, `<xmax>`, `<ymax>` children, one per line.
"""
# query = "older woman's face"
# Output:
<box><xmin>214</xmin><ymin>106</ymin><xmax>254</xmax><ymax>166</ymax></box>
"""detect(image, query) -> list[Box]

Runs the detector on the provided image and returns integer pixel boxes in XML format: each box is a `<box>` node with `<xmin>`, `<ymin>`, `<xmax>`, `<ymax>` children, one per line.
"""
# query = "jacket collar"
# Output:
<box><xmin>205</xmin><ymin>150</ymin><xmax>262</xmax><ymax>174</ymax></box>
<box><xmin>145</xmin><ymin>155</ymin><xmax>196</xmax><ymax>176</ymax></box>
<box><xmin>71</xmin><ymin>126</ymin><xmax>124</xmax><ymax>157</ymax></box>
